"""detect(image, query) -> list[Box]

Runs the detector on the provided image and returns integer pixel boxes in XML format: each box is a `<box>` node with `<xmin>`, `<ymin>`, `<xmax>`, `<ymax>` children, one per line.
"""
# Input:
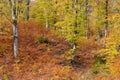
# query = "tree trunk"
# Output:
<box><xmin>44</xmin><ymin>8</ymin><xmax>50</xmax><ymax>29</ymax></box>
<box><xmin>54</xmin><ymin>1</ymin><xmax>57</xmax><ymax>24</ymax></box>
<box><xmin>85</xmin><ymin>0</ymin><xmax>89</xmax><ymax>39</ymax></box>
<box><xmin>12</xmin><ymin>0</ymin><xmax>18</xmax><ymax>58</ymax></box>
<box><xmin>97</xmin><ymin>27</ymin><xmax>100</xmax><ymax>43</ymax></box>
<box><xmin>26</xmin><ymin>0</ymin><xmax>30</xmax><ymax>20</ymax></box>
<box><xmin>103</xmin><ymin>0</ymin><xmax>108</xmax><ymax>48</ymax></box>
<box><xmin>0</xmin><ymin>6</ymin><xmax>2</xmax><ymax>30</ymax></box>
<box><xmin>71</xmin><ymin>0</ymin><xmax>78</xmax><ymax>65</ymax></box>
<box><xmin>105</xmin><ymin>0</ymin><xmax>108</xmax><ymax>37</ymax></box>
<box><xmin>53</xmin><ymin>0</ymin><xmax>57</xmax><ymax>30</ymax></box>
<box><xmin>71</xmin><ymin>44</ymin><xmax>76</xmax><ymax>66</ymax></box>
<box><xmin>74</xmin><ymin>0</ymin><xmax>78</xmax><ymax>33</ymax></box>
<box><xmin>46</xmin><ymin>18</ymin><xmax>50</xmax><ymax>29</ymax></box>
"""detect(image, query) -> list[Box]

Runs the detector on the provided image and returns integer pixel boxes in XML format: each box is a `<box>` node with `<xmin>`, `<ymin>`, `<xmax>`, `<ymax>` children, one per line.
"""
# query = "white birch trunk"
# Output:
<box><xmin>44</xmin><ymin>8</ymin><xmax>50</xmax><ymax>29</ymax></box>
<box><xmin>71</xmin><ymin>0</ymin><xmax>78</xmax><ymax>65</ymax></box>
<box><xmin>71</xmin><ymin>44</ymin><xmax>76</xmax><ymax>65</ymax></box>
<box><xmin>12</xmin><ymin>0</ymin><xmax>18</xmax><ymax>58</ymax></box>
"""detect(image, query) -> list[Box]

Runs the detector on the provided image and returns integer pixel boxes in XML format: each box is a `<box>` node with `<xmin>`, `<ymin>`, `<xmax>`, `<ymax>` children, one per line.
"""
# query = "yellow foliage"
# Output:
<box><xmin>95</xmin><ymin>27</ymin><xmax>120</xmax><ymax>75</ymax></box>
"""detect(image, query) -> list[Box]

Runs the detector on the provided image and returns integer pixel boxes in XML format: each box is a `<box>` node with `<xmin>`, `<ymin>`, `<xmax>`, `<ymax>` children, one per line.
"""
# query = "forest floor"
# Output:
<box><xmin>0</xmin><ymin>21</ymin><xmax>103</xmax><ymax>80</ymax></box>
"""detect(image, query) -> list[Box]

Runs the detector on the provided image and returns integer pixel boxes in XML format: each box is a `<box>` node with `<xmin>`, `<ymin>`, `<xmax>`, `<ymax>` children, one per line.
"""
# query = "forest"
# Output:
<box><xmin>0</xmin><ymin>0</ymin><xmax>120</xmax><ymax>80</ymax></box>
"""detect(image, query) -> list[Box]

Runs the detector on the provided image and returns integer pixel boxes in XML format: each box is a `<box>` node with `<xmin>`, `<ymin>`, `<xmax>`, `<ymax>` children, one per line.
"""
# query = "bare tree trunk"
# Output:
<box><xmin>71</xmin><ymin>0</ymin><xmax>78</xmax><ymax>66</ymax></box>
<box><xmin>12</xmin><ymin>0</ymin><xmax>18</xmax><ymax>58</ymax></box>
<box><xmin>44</xmin><ymin>0</ymin><xmax>51</xmax><ymax>29</ymax></box>
<box><xmin>103</xmin><ymin>0</ymin><xmax>108</xmax><ymax>48</ymax></box>
<box><xmin>44</xmin><ymin>8</ymin><xmax>50</xmax><ymax>29</ymax></box>
<box><xmin>53</xmin><ymin>0</ymin><xmax>57</xmax><ymax>30</ymax></box>
<box><xmin>97</xmin><ymin>1</ymin><xmax>101</xmax><ymax>44</ymax></box>
<box><xmin>105</xmin><ymin>0</ymin><xmax>108</xmax><ymax>36</ymax></box>
<box><xmin>85</xmin><ymin>0</ymin><xmax>89</xmax><ymax>39</ymax></box>
<box><xmin>74</xmin><ymin>0</ymin><xmax>78</xmax><ymax>34</ymax></box>
<box><xmin>46</xmin><ymin>17</ymin><xmax>50</xmax><ymax>29</ymax></box>
<box><xmin>26</xmin><ymin>0</ymin><xmax>30</xmax><ymax>20</ymax></box>
<box><xmin>97</xmin><ymin>27</ymin><xmax>100</xmax><ymax>43</ymax></box>
<box><xmin>0</xmin><ymin>5</ymin><xmax>2</xmax><ymax>30</ymax></box>
<box><xmin>71</xmin><ymin>44</ymin><xmax>76</xmax><ymax>65</ymax></box>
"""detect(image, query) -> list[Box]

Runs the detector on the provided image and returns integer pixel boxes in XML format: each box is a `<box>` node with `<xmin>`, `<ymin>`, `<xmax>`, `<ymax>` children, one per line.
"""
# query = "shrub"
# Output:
<box><xmin>89</xmin><ymin>67</ymin><xmax>99</xmax><ymax>74</ymax></box>
<box><xmin>0</xmin><ymin>43</ymin><xmax>8</xmax><ymax>55</ymax></box>
<box><xmin>94</xmin><ymin>55</ymin><xmax>106</xmax><ymax>67</ymax></box>
<box><xmin>35</xmin><ymin>35</ymin><xmax>49</xmax><ymax>44</ymax></box>
<box><xmin>3</xmin><ymin>74</ymin><xmax>8</xmax><ymax>80</ymax></box>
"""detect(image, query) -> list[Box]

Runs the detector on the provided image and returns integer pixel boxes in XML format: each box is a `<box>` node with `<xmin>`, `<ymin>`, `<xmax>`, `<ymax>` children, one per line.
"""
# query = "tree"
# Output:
<box><xmin>11</xmin><ymin>0</ymin><xmax>18</xmax><ymax>58</ymax></box>
<box><xmin>33</xmin><ymin>0</ymin><xmax>52</xmax><ymax>28</ymax></box>
<box><xmin>44</xmin><ymin>0</ymin><xmax>51</xmax><ymax>29</ymax></box>
<box><xmin>71</xmin><ymin>0</ymin><xmax>78</xmax><ymax>65</ymax></box>
<box><xmin>85</xmin><ymin>0</ymin><xmax>89</xmax><ymax>39</ymax></box>
<box><xmin>26</xmin><ymin>0</ymin><xmax>30</xmax><ymax>20</ymax></box>
<box><xmin>104</xmin><ymin>0</ymin><xmax>108</xmax><ymax>48</ymax></box>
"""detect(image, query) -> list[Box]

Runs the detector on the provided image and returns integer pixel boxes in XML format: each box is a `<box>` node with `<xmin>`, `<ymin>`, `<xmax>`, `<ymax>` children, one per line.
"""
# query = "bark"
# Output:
<box><xmin>26</xmin><ymin>0</ymin><xmax>30</xmax><ymax>20</ymax></box>
<box><xmin>105</xmin><ymin>0</ymin><xmax>108</xmax><ymax>38</ymax></box>
<box><xmin>103</xmin><ymin>0</ymin><xmax>108</xmax><ymax>48</ymax></box>
<box><xmin>0</xmin><ymin>7</ymin><xmax>2</xmax><ymax>33</ymax></box>
<box><xmin>97</xmin><ymin>27</ymin><xmax>100</xmax><ymax>43</ymax></box>
<box><xmin>53</xmin><ymin>1</ymin><xmax>57</xmax><ymax>30</ymax></box>
<box><xmin>71</xmin><ymin>44</ymin><xmax>76</xmax><ymax>66</ymax></box>
<box><xmin>12</xmin><ymin>0</ymin><xmax>18</xmax><ymax>58</ymax></box>
<box><xmin>85</xmin><ymin>0</ymin><xmax>89</xmax><ymax>39</ymax></box>
<box><xmin>44</xmin><ymin>8</ymin><xmax>50</xmax><ymax>29</ymax></box>
<box><xmin>54</xmin><ymin>1</ymin><xmax>57</xmax><ymax>24</ymax></box>
<box><xmin>46</xmin><ymin>18</ymin><xmax>50</xmax><ymax>29</ymax></box>
<box><xmin>44</xmin><ymin>0</ymin><xmax>50</xmax><ymax>29</ymax></box>
<box><xmin>74</xmin><ymin>0</ymin><xmax>78</xmax><ymax>34</ymax></box>
<box><xmin>71</xmin><ymin>0</ymin><xmax>78</xmax><ymax>65</ymax></box>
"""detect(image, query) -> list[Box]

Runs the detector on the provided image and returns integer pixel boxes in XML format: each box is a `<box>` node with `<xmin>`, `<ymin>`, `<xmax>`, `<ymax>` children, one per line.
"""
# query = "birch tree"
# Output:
<box><xmin>71</xmin><ymin>0</ymin><xmax>78</xmax><ymax>65</ymax></box>
<box><xmin>11</xmin><ymin>0</ymin><xmax>18</xmax><ymax>58</ymax></box>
